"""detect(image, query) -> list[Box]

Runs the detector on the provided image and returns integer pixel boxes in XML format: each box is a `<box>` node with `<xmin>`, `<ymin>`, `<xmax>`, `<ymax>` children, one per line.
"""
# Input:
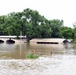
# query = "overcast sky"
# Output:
<box><xmin>0</xmin><ymin>0</ymin><xmax>76</xmax><ymax>28</ymax></box>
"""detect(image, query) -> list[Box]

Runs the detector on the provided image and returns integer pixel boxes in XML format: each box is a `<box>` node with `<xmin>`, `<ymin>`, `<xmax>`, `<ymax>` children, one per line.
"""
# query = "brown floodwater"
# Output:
<box><xmin>0</xmin><ymin>40</ymin><xmax>75</xmax><ymax>59</ymax></box>
<box><xmin>0</xmin><ymin>40</ymin><xmax>76</xmax><ymax>75</ymax></box>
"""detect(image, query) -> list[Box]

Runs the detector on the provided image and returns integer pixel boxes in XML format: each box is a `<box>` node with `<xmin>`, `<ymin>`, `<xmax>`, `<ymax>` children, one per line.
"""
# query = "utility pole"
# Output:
<box><xmin>20</xmin><ymin>31</ymin><xmax>22</xmax><ymax>58</ymax></box>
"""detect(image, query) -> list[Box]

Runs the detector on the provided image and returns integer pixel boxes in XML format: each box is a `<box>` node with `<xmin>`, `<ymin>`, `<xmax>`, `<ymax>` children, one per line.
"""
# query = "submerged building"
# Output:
<box><xmin>30</xmin><ymin>38</ymin><xmax>69</xmax><ymax>44</ymax></box>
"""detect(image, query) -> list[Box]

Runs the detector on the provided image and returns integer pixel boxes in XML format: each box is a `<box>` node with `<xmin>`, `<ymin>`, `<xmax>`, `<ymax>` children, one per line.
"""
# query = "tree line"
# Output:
<box><xmin>0</xmin><ymin>8</ymin><xmax>76</xmax><ymax>41</ymax></box>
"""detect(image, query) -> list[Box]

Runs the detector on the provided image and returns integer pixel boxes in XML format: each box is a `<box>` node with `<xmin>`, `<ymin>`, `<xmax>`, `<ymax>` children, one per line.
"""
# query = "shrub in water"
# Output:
<box><xmin>26</xmin><ymin>54</ymin><xmax>39</xmax><ymax>59</ymax></box>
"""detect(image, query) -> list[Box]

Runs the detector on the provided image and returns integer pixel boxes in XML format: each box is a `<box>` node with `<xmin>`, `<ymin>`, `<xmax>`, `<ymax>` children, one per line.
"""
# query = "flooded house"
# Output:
<box><xmin>30</xmin><ymin>38</ymin><xmax>69</xmax><ymax>44</ymax></box>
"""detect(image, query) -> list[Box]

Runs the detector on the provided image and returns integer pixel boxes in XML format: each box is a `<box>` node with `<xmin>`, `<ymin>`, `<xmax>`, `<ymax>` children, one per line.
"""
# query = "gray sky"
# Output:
<box><xmin>0</xmin><ymin>0</ymin><xmax>76</xmax><ymax>28</ymax></box>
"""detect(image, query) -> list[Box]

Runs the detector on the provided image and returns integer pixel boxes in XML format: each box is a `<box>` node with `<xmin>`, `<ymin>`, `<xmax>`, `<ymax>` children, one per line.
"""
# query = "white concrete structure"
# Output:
<box><xmin>0</xmin><ymin>36</ymin><xmax>27</xmax><ymax>44</ymax></box>
<box><xmin>0</xmin><ymin>36</ymin><xmax>17</xmax><ymax>38</ymax></box>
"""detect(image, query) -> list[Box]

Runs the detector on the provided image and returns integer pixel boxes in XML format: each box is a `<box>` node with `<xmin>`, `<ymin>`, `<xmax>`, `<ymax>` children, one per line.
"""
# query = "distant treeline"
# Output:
<box><xmin>0</xmin><ymin>8</ymin><xmax>76</xmax><ymax>40</ymax></box>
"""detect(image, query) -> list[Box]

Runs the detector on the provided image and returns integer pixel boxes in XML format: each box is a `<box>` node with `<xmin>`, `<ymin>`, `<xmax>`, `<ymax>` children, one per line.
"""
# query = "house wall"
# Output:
<box><xmin>30</xmin><ymin>38</ymin><xmax>66</xmax><ymax>44</ymax></box>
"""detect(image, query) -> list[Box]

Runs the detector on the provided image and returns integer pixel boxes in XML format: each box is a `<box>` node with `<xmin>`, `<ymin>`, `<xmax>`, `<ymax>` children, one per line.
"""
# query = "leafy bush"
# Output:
<box><xmin>26</xmin><ymin>54</ymin><xmax>39</xmax><ymax>59</ymax></box>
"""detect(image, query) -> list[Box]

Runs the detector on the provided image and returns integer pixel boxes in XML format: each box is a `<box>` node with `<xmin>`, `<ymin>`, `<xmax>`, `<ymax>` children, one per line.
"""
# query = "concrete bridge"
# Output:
<box><xmin>0</xmin><ymin>36</ymin><xmax>27</xmax><ymax>44</ymax></box>
<box><xmin>0</xmin><ymin>35</ymin><xmax>26</xmax><ymax>38</ymax></box>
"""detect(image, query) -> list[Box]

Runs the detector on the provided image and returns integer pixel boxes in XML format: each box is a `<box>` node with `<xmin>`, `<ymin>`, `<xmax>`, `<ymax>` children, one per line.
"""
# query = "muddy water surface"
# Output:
<box><xmin>0</xmin><ymin>42</ymin><xmax>76</xmax><ymax>75</ymax></box>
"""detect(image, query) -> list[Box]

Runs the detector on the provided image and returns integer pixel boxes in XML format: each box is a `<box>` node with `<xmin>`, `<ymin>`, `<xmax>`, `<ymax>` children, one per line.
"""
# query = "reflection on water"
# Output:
<box><xmin>0</xmin><ymin>41</ymin><xmax>75</xmax><ymax>59</ymax></box>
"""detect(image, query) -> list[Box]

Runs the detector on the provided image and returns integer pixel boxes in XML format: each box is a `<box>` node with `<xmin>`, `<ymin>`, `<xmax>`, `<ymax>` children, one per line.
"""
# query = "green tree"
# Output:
<box><xmin>73</xmin><ymin>22</ymin><xmax>76</xmax><ymax>40</ymax></box>
<box><xmin>49</xmin><ymin>19</ymin><xmax>63</xmax><ymax>38</ymax></box>
<box><xmin>0</xmin><ymin>8</ymin><xmax>73</xmax><ymax>41</ymax></box>
<box><xmin>60</xmin><ymin>26</ymin><xmax>73</xmax><ymax>39</ymax></box>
